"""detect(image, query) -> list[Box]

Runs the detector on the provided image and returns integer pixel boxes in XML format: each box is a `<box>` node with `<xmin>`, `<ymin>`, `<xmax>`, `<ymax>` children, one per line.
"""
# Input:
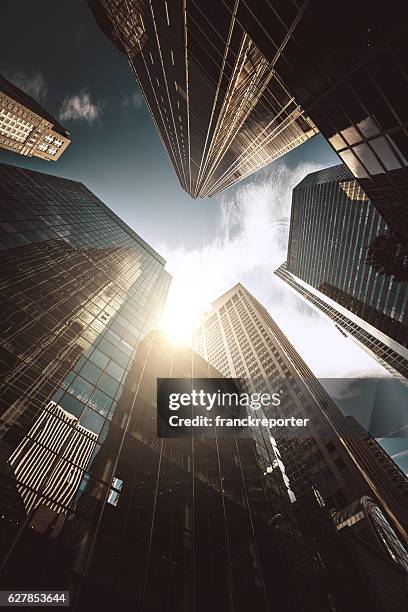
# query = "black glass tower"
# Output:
<box><xmin>242</xmin><ymin>0</ymin><xmax>408</xmax><ymax>248</ymax></box>
<box><xmin>275</xmin><ymin>164</ymin><xmax>408</xmax><ymax>382</ymax></box>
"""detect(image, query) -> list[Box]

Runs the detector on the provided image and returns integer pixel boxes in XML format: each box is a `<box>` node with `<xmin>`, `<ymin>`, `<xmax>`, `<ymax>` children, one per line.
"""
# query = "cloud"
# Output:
<box><xmin>159</xmin><ymin>161</ymin><xmax>386</xmax><ymax>379</ymax></box>
<box><xmin>5</xmin><ymin>71</ymin><xmax>47</xmax><ymax>103</ymax></box>
<box><xmin>59</xmin><ymin>91</ymin><xmax>102</xmax><ymax>124</ymax></box>
<box><xmin>122</xmin><ymin>91</ymin><xmax>144</xmax><ymax>110</ymax></box>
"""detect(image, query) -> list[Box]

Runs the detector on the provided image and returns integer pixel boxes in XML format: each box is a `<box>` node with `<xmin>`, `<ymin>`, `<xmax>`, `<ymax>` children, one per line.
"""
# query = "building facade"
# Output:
<box><xmin>76</xmin><ymin>330</ymin><xmax>332</xmax><ymax>612</ymax></box>
<box><xmin>275</xmin><ymin>163</ymin><xmax>408</xmax><ymax>382</ymax></box>
<box><xmin>236</xmin><ymin>0</ymin><xmax>408</xmax><ymax>248</ymax></box>
<box><xmin>88</xmin><ymin>0</ymin><xmax>317</xmax><ymax>198</ymax></box>
<box><xmin>0</xmin><ymin>163</ymin><xmax>170</xmax><ymax>600</ymax></box>
<box><xmin>0</xmin><ymin>75</ymin><xmax>70</xmax><ymax>161</ymax></box>
<box><xmin>88</xmin><ymin>0</ymin><xmax>408</xmax><ymax>246</ymax></box>
<box><xmin>275</xmin><ymin>262</ymin><xmax>408</xmax><ymax>383</ymax></box>
<box><xmin>191</xmin><ymin>284</ymin><xmax>408</xmax><ymax>544</ymax></box>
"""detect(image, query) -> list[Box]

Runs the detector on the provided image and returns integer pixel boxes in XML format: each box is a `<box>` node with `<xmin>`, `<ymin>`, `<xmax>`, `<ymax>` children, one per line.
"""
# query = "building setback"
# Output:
<box><xmin>275</xmin><ymin>163</ymin><xmax>408</xmax><ymax>382</ymax></box>
<box><xmin>87</xmin><ymin>0</ymin><xmax>317</xmax><ymax>198</ymax></box>
<box><xmin>275</xmin><ymin>262</ymin><xmax>408</xmax><ymax>383</ymax></box>
<box><xmin>192</xmin><ymin>284</ymin><xmax>408</xmax><ymax>545</ymax></box>
<box><xmin>0</xmin><ymin>75</ymin><xmax>70</xmax><ymax>161</ymax></box>
<box><xmin>0</xmin><ymin>162</ymin><xmax>171</xmax><ymax>599</ymax></box>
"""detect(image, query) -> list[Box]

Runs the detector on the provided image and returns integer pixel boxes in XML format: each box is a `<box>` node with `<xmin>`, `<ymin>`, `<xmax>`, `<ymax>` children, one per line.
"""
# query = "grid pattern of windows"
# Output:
<box><xmin>193</xmin><ymin>284</ymin><xmax>370</xmax><ymax>509</ymax></box>
<box><xmin>0</xmin><ymin>74</ymin><xmax>70</xmax><ymax>161</ymax></box>
<box><xmin>262</xmin><ymin>0</ymin><xmax>408</xmax><ymax>248</ymax></box>
<box><xmin>88</xmin><ymin>0</ymin><xmax>317</xmax><ymax>198</ymax></box>
<box><xmin>287</xmin><ymin>164</ymin><xmax>408</xmax><ymax>350</ymax></box>
<box><xmin>74</xmin><ymin>331</ymin><xmax>331</xmax><ymax>611</ymax></box>
<box><xmin>275</xmin><ymin>262</ymin><xmax>408</xmax><ymax>384</ymax></box>
<box><xmin>193</xmin><ymin>284</ymin><xmax>408</xmax><ymax>548</ymax></box>
<box><xmin>0</xmin><ymin>162</ymin><xmax>170</xmax><ymax>597</ymax></box>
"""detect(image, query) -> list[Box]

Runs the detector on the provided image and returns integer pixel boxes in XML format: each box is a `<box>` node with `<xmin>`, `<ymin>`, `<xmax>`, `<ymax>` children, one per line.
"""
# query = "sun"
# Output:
<box><xmin>158</xmin><ymin>283</ymin><xmax>209</xmax><ymax>346</ymax></box>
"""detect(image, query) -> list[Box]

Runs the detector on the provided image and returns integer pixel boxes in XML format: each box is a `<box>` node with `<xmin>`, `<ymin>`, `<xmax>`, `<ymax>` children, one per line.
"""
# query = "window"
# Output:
<box><xmin>107</xmin><ymin>476</ymin><xmax>123</xmax><ymax>507</ymax></box>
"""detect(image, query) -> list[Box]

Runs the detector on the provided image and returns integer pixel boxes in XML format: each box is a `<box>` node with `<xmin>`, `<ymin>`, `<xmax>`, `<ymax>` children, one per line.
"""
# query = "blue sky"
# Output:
<box><xmin>1</xmin><ymin>1</ymin><xmax>406</xmax><ymax>471</ymax></box>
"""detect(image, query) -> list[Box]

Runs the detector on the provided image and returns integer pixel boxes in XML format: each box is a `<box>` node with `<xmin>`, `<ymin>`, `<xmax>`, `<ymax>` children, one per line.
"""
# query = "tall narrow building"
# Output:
<box><xmin>0</xmin><ymin>75</ymin><xmax>70</xmax><ymax>160</ymax></box>
<box><xmin>88</xmin><ymin>0</ymin><xmax>317</xmax><ymax>197</ymax></box>
<box><xmin>275</xmin><ymin>164</ymin><xmax>408</xmax><ymax>382</ymax></box>
<box><xmin>239</xmin><ymin>0</ymin><xmax>408</xmax><ymax>247</ymax></box>
<box><xmin>75</xmin><ymin>330</ymin><xmax>331</xmax><ymax>612</ymax></box>
<box><xmin>192</xmin><ymin>284</ymin><xmax>408</xmax><ymax>544</ymax></box>
<box><xmin>0</xmin><ymin>163</ymin><xmax>170</xmax><ymax>596</ymax></box>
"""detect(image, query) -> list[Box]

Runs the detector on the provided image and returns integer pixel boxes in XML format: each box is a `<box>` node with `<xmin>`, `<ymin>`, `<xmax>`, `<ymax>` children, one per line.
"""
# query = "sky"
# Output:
<box><xmin>0</xmin><ymin>0</ymin><xmax>394</xmax><ymax>381</ymax></box>
<box><xmin>1</xmin><ymin>0</ymin><xmax>406</xmax><ymax>471</ymax></box>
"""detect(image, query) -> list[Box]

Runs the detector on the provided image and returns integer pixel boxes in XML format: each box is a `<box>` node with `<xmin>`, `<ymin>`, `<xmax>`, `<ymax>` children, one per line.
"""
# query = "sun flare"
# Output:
<box><xmin>159</xmin><ymin>284</ymin><xmax>208</xmax><ymax>346</ymax></box>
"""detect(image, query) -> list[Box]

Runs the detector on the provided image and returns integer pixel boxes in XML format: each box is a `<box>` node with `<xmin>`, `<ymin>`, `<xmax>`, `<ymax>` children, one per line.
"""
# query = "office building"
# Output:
<box><xmin>88</xmin><ymin>1</ymin><xmax>408</xmax><ymax>243</ymax></box>
<box><xmin>88</xmin><ymin>0</ymin><xmax>317</xmax><ymax>197</ymax></box>
<box><xmin>241</xmin><ymin>0</ymin><xmax>408</xmax><ymax>247</ymax></box>
<box><xmin>286</xmin><ymin>165</ymin><xmax>407</xmax><ymax>347</ymax></box>
<box><xmin>76</xmin><ymin>330</ymin><xmax>332</xmax><ymax>611</ymax></box>
<box><xmin>192</xmin><ymin>284</ymin><xmax>408</xmax><ymax>543</ymax></box>
<box><xmin>275</xmin><ymin>163</ymin><xmax>408</xmax><ymax>382</ymax></box>
<box><xmin>276</xmin><ymin>262</ymin><xmax>408</xmax><ymax>382</ymax></box>
<box><xmin>0</xmin><ymin>163</ymin><xmax>171</xmax><ymax>597</ymax></box>
<box><xmin>0</xmin><ymin>75</ymin><xmax>70</xmax><ymax>160</ymax></box>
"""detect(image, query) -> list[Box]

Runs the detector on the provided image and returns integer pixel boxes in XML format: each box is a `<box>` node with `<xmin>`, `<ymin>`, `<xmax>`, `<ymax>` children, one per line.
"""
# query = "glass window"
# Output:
<box><xmin>97</xmin><ymin>337</ymin><xmax>116</xmax><ymax>358</ymax></box>
<box><xmin>68</xmin><ymin>375</ymin><xmax>94</xmax><ymax>403</ymax></box>
<box><xmin>98</xmin><ymin>373</ymin><xmax>120</xmax><ymax>398</ymax></box>
<box><xmin>113</xmin><ymin>348</ymin><xmax>129</xmax><ymax>367</ymax></box>
<box><xmin>353</xmin><ymin>143</ymin><xmax>384</xmax><ymax>174</ymax></box>
<box><xmin>106</xmin><ymin>361</ymin><xmax>125</xmax><ymax>380</ymax></box>
<box><xmin>79</xmin><ymin>360</ymin><xmax>103</xmax><ymax>385</ymax></box>
<box><xmin>89</xmin><ymin>348</ymin><xmax>110</xmax><ymax>370</ymax></box>
<box><xmin>87</xmin><ymin>388</ymin><xmax>113</xmax><ymax>417</ymax></box>
<box><xmin>119</xmin><ymin>339</ymin><xmax>134</xmax><ymax>355</ymax></box>
<box><xmin>59</xmin><ymin>393</ymin><xmax>86</xmax><ymax>419</ymax></box>
<box><xmin>79</xmin><ymin>406</ymin><xmax>105</xmax><ymax>435</ymax></box>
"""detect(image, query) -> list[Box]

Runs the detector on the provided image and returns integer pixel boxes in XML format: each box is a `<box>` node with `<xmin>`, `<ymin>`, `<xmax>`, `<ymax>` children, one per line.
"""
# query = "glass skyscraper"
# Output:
<box><xmin>76</xmin><ymin>329</ymin><xmax>331</xmax><ymax>612</ymax></box>
<box><xmin>275</xmin><ymin>163</ymin><xmax>408</xmax><ymax>382</ymax></box>
<box><xmin>87</xmin><ymin>0</ymin><xmax>317</xmax><ymax>198</ymax></box>
<box><xmin>87</xmin><ymin>0</ymin><xmax>408</xmax><ymax>246</ymax></box>
<box><xmin>254</xmin><ymin>0</ymin><xmax>408</xmax><ymax>248</ymax></box>
<box><xmin>0</xmin><ymin>162</ymin><xmax>170</xmax><ymax>598</ymax></box>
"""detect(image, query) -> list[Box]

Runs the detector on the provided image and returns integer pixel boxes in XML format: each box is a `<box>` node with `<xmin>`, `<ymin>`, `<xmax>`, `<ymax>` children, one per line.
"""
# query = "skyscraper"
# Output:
<box><xmin>275</xmin><ymin>163</ymin><xmax>408</xmax><ymax>382</ymax></box>
<box><xmin>76</xmin><ymin>330</ymin><xmax>330</xmax><ymax>612</ymax></box>
<box><xmin>242</xmin><ymin>0</ymin><xmax>408</xmax><ymax>247</ymax></box>
<box><xmin>87</xmin><ymin>0</ymin><xmax>317</xmax><ymax>197</ymax></box>
<box><xmin>0</xmin><ymin>75</ymin><xmax>70</xmax><ymax>160</ymax></box>
<box><xmin>275</xmin><ymin>262</ymin><xmax>408</xmax><ymax>383</ymax></box>
<box><xmin>0</xmin><ymin>162</ymin><xmax>170</xmax><ymax>595</ymax></box>
<box><xmin>191</xmin><ymin>284</ymin><xmax>408</xmax><ymax>543</ymax></box>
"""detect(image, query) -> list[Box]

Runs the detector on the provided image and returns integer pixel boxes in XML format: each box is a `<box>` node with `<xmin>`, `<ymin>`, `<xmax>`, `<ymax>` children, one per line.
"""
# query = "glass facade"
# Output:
<box><xmin>287</xmin><ymin>164</ymin><xmax>408</xmax><ymax>347</ymax></box>
<box><xmin>77</xmin><ymin>330</ymin><xmax>329</xmax><ymax>611</ymax></box>
<box><xmin>276</xmin><ymin>162</ymin><xmax>408</xmax><ymax>382</ymax></box>
<box><xmin>0</xmin><ymin>162</ymin><xmax>170</xmax><ymax>598</ymax></box>
<box><xmin>88</xmin><ymin>0</ymin><xmax>317</xmax><ymax>198</ymax></box>
<box><xmin>275</xmin><ymin>262</ymin><xmax>408</xmax><ymax>383</ymax></box>
<box><xmin>245</xmin><ymin>0</ymin><xmax>408</xmax><ymax>248</ymax></box>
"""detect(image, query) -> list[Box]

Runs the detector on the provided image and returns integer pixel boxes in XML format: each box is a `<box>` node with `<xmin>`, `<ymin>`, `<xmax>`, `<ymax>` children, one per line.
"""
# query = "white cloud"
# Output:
<box><xmin>59</xmin><ymin>91</ymin><xmax>102</xmax><ymax>124</ymax></box>
<box><xmin>159</xmin><ymin>161</ymin><xmax>386</xmax><ymax>379</ymax></box>
<box><xmin>6</xmin><ymin>71</ymin><xmax>47</xmax><ymax>103</ymax></box>
<box><xmin>122</xmin><ymin>91</ymin><xmax>143</xmax><ymax>110</ymax></box>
